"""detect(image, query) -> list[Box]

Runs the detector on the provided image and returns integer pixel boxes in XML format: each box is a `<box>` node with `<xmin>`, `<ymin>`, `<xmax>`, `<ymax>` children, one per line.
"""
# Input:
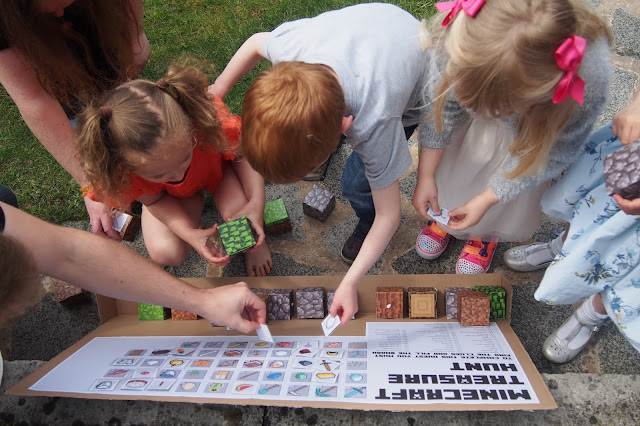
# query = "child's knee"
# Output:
<box><xmin>146</xmin><ymin>244</ymin><xmax>188</xmax><ymax>267</ymax></box>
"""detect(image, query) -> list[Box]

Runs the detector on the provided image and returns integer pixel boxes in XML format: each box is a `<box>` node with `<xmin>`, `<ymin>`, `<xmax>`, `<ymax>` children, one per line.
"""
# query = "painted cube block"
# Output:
<box><xmin>46</xmin><ymin>278</ymin><xmax>90</xmax><ymax>307</ymax></box>
<box><xmin>604</xmin><ymin>141</ymin><xmax>640</xmax><ymax>199</ymax></box>
<box><xmin>138</xmin><ymin>303</ymin><xmax>170</xmax><ymax>320</ymax></box>
<box><xmin>254</xmin><ymin>288</ymin><xmax>294</xmax><ymax>320</ymax></box>
<box><xmin>327</xmin><ymin>289</ymin><xmax>355</xmax><ymax>319</ymax></box>
<box><xmin>264</xmin><ymin>198</ymin><xmax>292</xmax><ymax>234</ymax></box>
<box><xmin>303</xmin><ymin>184</ymin><xmax>335</xmax><ymax>222</ymax></box>
<box><xmin>376</xmin><ymin>287</ymin><xmax>405</xmax><ymax>319</ymax></box>
<box><xmin>171</xmin><ymin>309</ymin><xmax>198</xmax><ymax>320</ymax></box>
<box><xmin>445</xmin><ymin>287</ymin><xmax>467</xmax><ymax>319</ymax></box>
<box><xmin>407</xmin><ymin>287</ymin><xmax>438</xmax><ymax>319</ymax></box>
<box><xmin>111</xmin><ymin>211</ymin><xmax>141</xmax><ymax>242</ymax></box>
<box><xmin>296</xmin><ymin>287</ymin><xmax>325</xmax><ymax>319</ymax></box>
<box><xmin>474</xmin><ymin>285</ymin><xmax>507</xmax><ymax>319</ymax></box>
<box><xmin>217</xmin><ymin>216</ymin><xmax>256</xmax><ymax>255</ymax></box>
<box><xmin>457</xmin><ymin>290</ymin><xmax>490</xmax><ymax>326</ymax></box>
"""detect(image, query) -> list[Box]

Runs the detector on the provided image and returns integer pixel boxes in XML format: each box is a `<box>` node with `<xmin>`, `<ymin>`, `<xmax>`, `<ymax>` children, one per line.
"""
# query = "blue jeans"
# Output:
<box><xmin>341</xmin><ymin>124</ymin><xmax>417</xmax><ymax>225</ymax></box>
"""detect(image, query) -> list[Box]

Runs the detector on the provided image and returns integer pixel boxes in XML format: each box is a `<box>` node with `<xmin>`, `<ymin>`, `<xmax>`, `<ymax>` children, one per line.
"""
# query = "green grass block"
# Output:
<box><xmin>264</xmin><ymin>198</ymin><xmax>289</xmax><ymax>226</ymax></box>
<box><xmin>474</xmin><ymin>286</ymin><xmax>506</xmax><ymax>319</ymax></box>
<box><xmin>218</xmin><ymin>216</ymin><xmax>257</xmax><ymax>255</ymax></box>
<box><xmin>138</xmin><ymin>303</ymin><xmax>170</xmax><ymax>320</ymax></box>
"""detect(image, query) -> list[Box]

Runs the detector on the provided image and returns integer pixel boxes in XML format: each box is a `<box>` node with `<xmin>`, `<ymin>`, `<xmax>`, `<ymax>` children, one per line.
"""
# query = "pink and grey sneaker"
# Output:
<box><xmin>456</xmin><ymin>237</ymin><xmax>499</xmax><ymax>274</ymax></box>
<box><xmin>416</xmin><ymin>221</ymin><xmax>451</xmax><ymax>260</ymax></box>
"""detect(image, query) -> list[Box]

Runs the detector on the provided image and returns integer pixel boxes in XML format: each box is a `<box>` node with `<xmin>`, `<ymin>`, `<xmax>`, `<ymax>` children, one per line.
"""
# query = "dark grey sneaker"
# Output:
<box><xmin>341</xmin><ymin>220</ymin><xmax>372</xmax><ymax>265</ymax></box>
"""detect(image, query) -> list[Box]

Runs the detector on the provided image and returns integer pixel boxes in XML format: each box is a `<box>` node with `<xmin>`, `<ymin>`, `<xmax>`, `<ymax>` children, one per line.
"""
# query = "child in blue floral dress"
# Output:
<box><xmin>534</xmin><ymin>92</ymin><xmax>640</xmax><ymax>363</ymax></box>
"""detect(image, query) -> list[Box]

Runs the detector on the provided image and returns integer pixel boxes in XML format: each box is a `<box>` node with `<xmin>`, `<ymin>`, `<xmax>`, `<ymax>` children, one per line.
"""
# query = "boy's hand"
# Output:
<box><xmin>613</xmin><ymin>194</ymin><xmax>640</xmax><ymax>216</ymax></box>
<box><xmin>412</xmin><ymin>176</ymin><xmax>440</xmax><ymax>219</ymax></box>
<box><xmin>188</xmin><ymin>224</ymin><xmax>230</xmax><ymax>266</ymax></box>
<box><xmin>329</xmin><ymin>283</ymin><xmax>358</xmax><ymax>326</ymax></box>
<box><xmin>200</xmin><ymin>283</ymin><xmax>266</xmax><ymax>333</ymax></box>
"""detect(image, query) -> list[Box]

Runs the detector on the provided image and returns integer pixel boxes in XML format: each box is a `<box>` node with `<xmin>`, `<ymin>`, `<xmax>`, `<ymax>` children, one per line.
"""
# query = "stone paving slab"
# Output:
<box><xmin>1</xmin><ymin>361</ymin><xmax>639</xmax><ymax>425</ymax></box>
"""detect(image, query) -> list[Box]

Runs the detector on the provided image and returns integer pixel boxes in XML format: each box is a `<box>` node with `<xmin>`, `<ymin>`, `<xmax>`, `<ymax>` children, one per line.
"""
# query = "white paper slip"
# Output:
<box><xmin>256</xmin><ymin>324</ymin><xmax>274</xmax><ymax>343</ymax></box>
<box><xmin>427</xmin><ymin>206</ymin><xmax>451</xmax><ymax>226</ymax></box>
<box><xmin>111</xmin><ymin>211</ymin><xmax>131</xmax><ymax>233</ymax></box>
<box><xmin>321</xmin><ymin>314</ymin><xmax>341</xmax><ymax>337</ymax></box>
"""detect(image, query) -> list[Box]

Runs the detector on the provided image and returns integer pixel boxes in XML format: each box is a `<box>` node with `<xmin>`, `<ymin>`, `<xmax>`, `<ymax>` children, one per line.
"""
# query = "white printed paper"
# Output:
<box><xmin>29</xmin><ymin>323</ymin><xmax>538</xmax><ymax>405</ymax></box>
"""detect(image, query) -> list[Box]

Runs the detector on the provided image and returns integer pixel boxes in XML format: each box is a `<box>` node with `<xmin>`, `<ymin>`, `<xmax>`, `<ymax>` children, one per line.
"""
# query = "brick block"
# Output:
<box><xmin>303</xmin><ymin>184</ymin><xmax>335</xmax><ymax>222</ymax></box>
<box><xmin>604</xmin><ymin>141</ymin><xmax>640</xmax><ymax>199</ymax></box>
<box><xmin>171</xmin><ymin>309</ymin><xmax>198</xmax><ymax>320</ymax></box>
<box><xmin>376</xmin><ymin>287</ymin><xmax>404</xmax><ymax>319</ymax></box>
<box><xmin>138</xmin><ymin>303</ymin><xmax>170</xmax><ymax>320</ymax></box>
<box><xmin>45</xmin><ymin>278</ymin><xmax>91</xmax><ymax>307</ymax></box>
<box><xmin>474</xmin><ymin>285</ymin><xmax>507</xmax><ymax>319</ymax></box>
<box><xmin>264</xmin><ymin>198</ymin><xmax>292</xmax><ymax>234</ymax></box>
<box><xmin>217</xmin><ymin>216</ymin><xmax>256</xmax><ymax>255</ymax></box>
<box><xmin>296</xmin><ymin>287</ymin><xmax>325</xmax><ymax>319</ymax></box>
<box><xmin>457</xmin><ymin>290</ymin><xmax>490</xmax><ymax>326</ymax></box>
<box><xmin>407</xmin><ymin>287</ymin><xmax>438</xmax><ymax>319</ymax></box>
<box><xmin>445</xmin><ymin>287</ymin><xmax>467</xmax><ymax>319</ymax></box>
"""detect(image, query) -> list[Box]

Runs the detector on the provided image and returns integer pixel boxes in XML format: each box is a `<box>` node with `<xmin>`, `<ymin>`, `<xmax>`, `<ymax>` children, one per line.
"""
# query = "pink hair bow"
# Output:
<box><xmin>436</xmin><ymin>0</ymin><xmax>486</xmax><ymax>27</ymax></box>
<box><xmin>552</xmin><ymin>35</ymin><xmax>587</xmax><ymax>105</ymax></box>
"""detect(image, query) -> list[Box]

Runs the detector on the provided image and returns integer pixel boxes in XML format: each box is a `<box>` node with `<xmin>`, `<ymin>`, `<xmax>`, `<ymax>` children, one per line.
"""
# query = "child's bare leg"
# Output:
<box><xmin>141</xmin><ymin>193</ymin><xmax>205</xmax><ymax>266</ymax></box>
<box><xmin>213</xmin><ymin>168</ymin><xmax>273</xmax><ymax>277</ymax></box>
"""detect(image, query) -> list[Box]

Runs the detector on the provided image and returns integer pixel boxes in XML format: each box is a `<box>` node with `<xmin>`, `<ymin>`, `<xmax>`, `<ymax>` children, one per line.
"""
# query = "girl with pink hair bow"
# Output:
<box><xmin>413</xmin><ymin>0</ymin><xmax>613</xmax><ymax>275</ymax></box>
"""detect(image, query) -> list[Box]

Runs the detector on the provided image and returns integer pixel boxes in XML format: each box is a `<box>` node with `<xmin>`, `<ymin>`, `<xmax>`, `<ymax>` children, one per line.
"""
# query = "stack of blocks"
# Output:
<box><xmin>263</xmin><ymin>198</ymin><xmax>292</xmax><ymax>234</ymax></box>
<box><xmin>171</xmin><ymin>309</ymin><xmax>198</xmax><ymax>320</ymax></box>
<box><xmin>217</xmin><ymin>216</ymin><xmax>256</xmax><ymax>255</ymax></box>
<box><xmin>375</xmin><ymin>287</ymin><xmax>405</xmax><ymax>319</ymax></box>
<box><xmin>604</xmin><ymin>141</ymin><xmax>640</xmax><ymax>199</ymax></box>
<box><xmin>296</xmin><ymin>287</ymin><xmax>325</xmax><ymax>319</ymax></box>
<box><xmin>407</xmin><ymin>287</ymin><xmax>438</xmax><ymax>319</ymax></box>
<box><xmin>457</xmin><ymin>290</ymin><xmax>490</xmax><ymax>326</ymax></box>
<box><xmin>253</xmin><ymin>288</ymin><xmax>294</xmax><ymax>320</ymax></box>
<box><xmin>445</xmin><ymin>287</ymin><xmax>468</xmax><ymax>319</ymax></box>
<box><xmin>303</xmin><ymin>184</ymin><xmax>335</xmax><ymax>222</ymax></box>
<box><xmin>474</xmin><ymin>285</ymin><xmax>507</xmax><ymax>319</ymax></box>
<box><xmin>137</xmin><ymin>303</ymin><xmax>170</xmax><ymax>320</ymax></box>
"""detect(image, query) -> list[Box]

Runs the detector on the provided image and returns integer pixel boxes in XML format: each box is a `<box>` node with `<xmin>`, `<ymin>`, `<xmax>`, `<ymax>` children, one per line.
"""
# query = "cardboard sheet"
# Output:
<box><xmin>7</xmin><ymin>274</ymin><xmax>556</xmax><ymax>411</ymax></box>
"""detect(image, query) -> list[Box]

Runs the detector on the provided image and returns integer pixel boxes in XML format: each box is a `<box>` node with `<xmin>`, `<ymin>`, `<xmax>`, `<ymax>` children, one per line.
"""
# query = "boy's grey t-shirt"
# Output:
<box><xmin>262</xmin><ymin>3</ymin><xmax>427</xmax><ymax>190</ymax></box>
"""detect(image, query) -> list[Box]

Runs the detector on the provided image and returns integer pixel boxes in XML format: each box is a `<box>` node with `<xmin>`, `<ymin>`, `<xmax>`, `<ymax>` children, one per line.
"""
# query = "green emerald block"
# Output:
<box><xmin>138</xmin><ymin>303</ymin><xmax>169</xmax><ymax>320</ymax></box>
<box><xmin>474</xmin><ymin>285</ymin><xmax>507</xmax><ymax>319</ymax></box>
<box><xmin>218</xmin><ymin>216</ymin><xmax>257</xmax><ymax>255</ymax></box>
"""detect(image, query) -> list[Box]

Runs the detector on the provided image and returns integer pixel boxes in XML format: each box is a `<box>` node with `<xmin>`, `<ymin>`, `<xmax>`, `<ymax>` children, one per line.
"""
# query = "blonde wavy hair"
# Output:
<box><xmin>426</xmin><ymin>0</ymin><xmax>611</xmax><ymax>178</ymax></box>
<box><xmin>75</xmin><ymin>60</ymin><xmax>233</xmax><ymax>206</ymax></box>
<box><xmin>241</xmin><ymin>61</ymin><xmax>346</xmax><ymax>183</ymax></box>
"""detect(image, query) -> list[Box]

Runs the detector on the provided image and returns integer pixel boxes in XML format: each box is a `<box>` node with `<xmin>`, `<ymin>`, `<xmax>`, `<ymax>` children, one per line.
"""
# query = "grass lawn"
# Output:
<box><xmin>0</xmin><ymin>0</ymin><xmax>434</xmax><ymax>223</ymax></box>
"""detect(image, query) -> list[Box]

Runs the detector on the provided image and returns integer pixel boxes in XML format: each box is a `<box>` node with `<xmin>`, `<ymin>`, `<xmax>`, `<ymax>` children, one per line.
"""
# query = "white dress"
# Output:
<box><xmin>435</xmin><ymin>117</ymin><xmax>547</xmax><ymax>241</ymax></box>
